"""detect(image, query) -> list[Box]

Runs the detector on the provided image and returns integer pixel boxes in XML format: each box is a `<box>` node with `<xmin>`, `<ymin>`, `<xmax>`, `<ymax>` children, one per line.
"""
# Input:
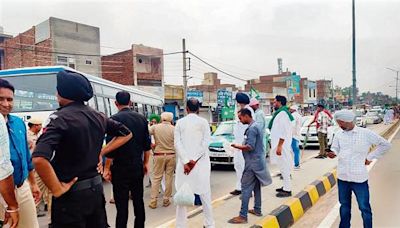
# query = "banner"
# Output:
<box><xmin>187</xmin><ymin>90</ymin><xmax>203</xmax><ymax>103</ymax></box>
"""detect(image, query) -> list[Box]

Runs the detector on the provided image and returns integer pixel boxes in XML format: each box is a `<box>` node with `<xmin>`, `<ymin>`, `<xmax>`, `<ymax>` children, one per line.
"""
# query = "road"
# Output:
<box><xmin>38</xmin><ymin>123</ymin><xmax>391</xmax><ymax>228</ymax></box>
<box><xmin>293</xmin><ymin>122</ymin><xmax>400</xmax><ymax>228</ymax></box>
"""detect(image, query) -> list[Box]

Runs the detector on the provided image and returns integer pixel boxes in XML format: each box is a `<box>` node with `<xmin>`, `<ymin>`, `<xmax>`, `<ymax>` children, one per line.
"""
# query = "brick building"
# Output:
<box><xmin>0</xmin><ymin>17</ymin><xmax>102</xmax><ymax>76</ymax></box>
<box><xmin>101</xmin><ymin>44</ymin><xmax>164</xmax><ymax>97</ymax></box>
<box><xmin>0</xmin><ymin>27</ymin><xmax>13</xmax><ymax>70</ymax></box>
<box><xmin>316</xmin><ymin>79</ymin><xmax>332</xmax><ymax>101</ymax></box>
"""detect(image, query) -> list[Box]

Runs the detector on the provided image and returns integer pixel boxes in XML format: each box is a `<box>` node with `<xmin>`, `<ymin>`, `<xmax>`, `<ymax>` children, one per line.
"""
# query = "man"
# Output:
<box><xmin>327</xmin><ymin>109</ymin><xmax>391</xmax><ymax>228</ymax></box>
<box><xmin>0</xmin><ymin>114</ymin><xmax>19</xmax><ymax>228</ymax></box>
<box><xmin>289</xmin><ymin>105</ymin><xmax>303</xmax><ymax>169</ymax></box>
<box><xmin>146</xmin><ymin>113</ymin><xmax>161</xmax><ymax>189</ymax></box>
<box><xmin>32</xmin><ymin>71</ymin><xmax>132</xmax><ymax>228</ymax></box>
<box><xmin>230</xmin><ymin>93</ymin><xmax>253</xmax><ymax>196</ymax></box>
<box><xmin>268</xmin><ymin>95</ymin><xmax>294</xmax><ymax>198</ymax></box>
<box><xmin>148</xmin><ymin>112</ymin><xmax>175</xmax><ymax>209</ymax></box>
<box><xmin>249</xmin><ymin>98</ymin><xmax>266</xmax><ymax>152</ymax></box>
<box><xmin>228</xmin><ymin>109</ymin><xmax>272</xmax><ymax>224</ymax></box>
<box><xmin>174</xmin><ymin>98</ymin><xmax>215</xmax><ymax>228</ymax></box>
<box><xmin>0</xmin><ymin>79</ymin><xmax>41</xmax><ymax>227</ymax></box>
<box><xmin>308</xmin><ymin>104</ymin><xmax>332</xmax><ymax>159</ymax></box>
<box><xmin>102</xmin><ymin>91</ymin><xmax>150</xmax><ymax>228</ymax></box>
<box><xmin>27</xmin><ymin>117</ymin><xmax>49</xmax><ymax>218</ymax></box>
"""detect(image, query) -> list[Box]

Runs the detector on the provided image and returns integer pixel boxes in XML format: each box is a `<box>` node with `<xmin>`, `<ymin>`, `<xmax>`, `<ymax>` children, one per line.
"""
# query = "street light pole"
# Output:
<box><xmin>182</xmin><ymin>38</ymin><xmax>188</xmax><ymax>115</ymax></box>
<box><xmin>386</xmin><ymin>67</ymin><xmax>400</xmax><ymax>104</ymax></box>
<box><xmin>352</xmin><ymin>0</ymin><xmax>357</xmax><ymax>107</ymax></box>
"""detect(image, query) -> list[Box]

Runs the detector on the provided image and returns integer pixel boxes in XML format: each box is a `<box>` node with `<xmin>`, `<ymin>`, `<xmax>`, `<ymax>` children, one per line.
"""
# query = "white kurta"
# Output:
<box><xmin>174</xmin><ymin>113</ymin><xmax>211</xmax><ymax>194</ymax></box>
<box><xmin>270</xmin><ymin>111</ymin><xmax>293</xmax><ymax>191</ymax></box>
<box><xmin>232</xmin><ymin>121</ymin><xmax>247</xmax><ymax>191</ymax></box>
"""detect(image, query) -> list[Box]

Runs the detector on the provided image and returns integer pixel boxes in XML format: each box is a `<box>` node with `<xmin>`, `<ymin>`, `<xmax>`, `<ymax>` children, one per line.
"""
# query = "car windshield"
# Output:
<box><xmin>213</xmin><ymin>122</ymin><xmax>234</xmax><ymax>136</ymax></box>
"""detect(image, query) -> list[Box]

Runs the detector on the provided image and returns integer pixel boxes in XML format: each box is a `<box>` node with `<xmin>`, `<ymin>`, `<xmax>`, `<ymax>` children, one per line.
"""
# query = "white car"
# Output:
<box><xmin>355</xmin><ymin>110</ymin><xmax>367</xmax><ymax>128</ymax></box>
<box><xmin>365</xmin><ymin>111</ymin><xmax>382</xmax><ymax>124</ymax></box>
<box><xmin>300</xmin><ymin>116</ymin><xmax>341</xmax><ymax>148</ymax></box>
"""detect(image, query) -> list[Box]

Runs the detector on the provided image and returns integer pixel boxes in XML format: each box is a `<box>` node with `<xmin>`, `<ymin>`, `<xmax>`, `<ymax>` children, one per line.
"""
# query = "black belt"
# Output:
<box><xmin>69</xmin><ymin>175</ymin><xmax>102</xmax><ymax>192</ymax></box>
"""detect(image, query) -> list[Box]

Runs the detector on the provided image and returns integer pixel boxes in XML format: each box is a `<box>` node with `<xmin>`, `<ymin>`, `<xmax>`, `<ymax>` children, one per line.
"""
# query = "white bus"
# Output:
<box><xmin>0</xmin><ymin>66</ymin><xmax>164</xmax><ymax>122</ymax></box>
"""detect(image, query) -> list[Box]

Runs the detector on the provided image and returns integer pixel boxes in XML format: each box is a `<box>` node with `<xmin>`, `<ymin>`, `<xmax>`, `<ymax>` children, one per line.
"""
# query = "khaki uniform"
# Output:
<box><xmin>149</xmin><ymin>122</ymin><xmax>176</xmax><ymax>206</ymax></box>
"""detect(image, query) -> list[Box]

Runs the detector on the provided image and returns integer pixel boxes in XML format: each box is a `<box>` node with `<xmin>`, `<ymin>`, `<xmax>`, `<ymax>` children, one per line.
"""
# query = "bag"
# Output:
<box><xmin>173</xmin><ymin>183</ymin><xmax>195</xmax><ymax>206</ymax></box>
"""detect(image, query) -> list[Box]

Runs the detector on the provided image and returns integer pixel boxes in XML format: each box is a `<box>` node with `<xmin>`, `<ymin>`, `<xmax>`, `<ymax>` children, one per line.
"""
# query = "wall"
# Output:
<box><xmin>101</xmin><ymin>50</ymin><xmax>134</xmax><ymax>85</ymax></box>
<box><xmin>132</xmin><ymin>44</ymin><xmax>164</xmax><ymax>86</ymax></box>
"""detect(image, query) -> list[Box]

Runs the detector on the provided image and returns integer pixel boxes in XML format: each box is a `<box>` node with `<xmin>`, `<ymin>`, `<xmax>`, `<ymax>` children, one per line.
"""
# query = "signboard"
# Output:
<box><xmin>221</xmin><ymin>106</ymin><xmax>235</xmax><ymax>120</ymax></box>
<box><xmin>217</xmin><ymin>89</ymin><xmax>233</xmax><ymax>106</ymax></box>
<box><xmin>187</xmin><ymin>90</ymin><xmax>203</xmax><ymax>103</ymax></box>
<box><xmin>288</xmin><ymin>74</ymin><xmax>301</xmax><ymax>95</ymax></box>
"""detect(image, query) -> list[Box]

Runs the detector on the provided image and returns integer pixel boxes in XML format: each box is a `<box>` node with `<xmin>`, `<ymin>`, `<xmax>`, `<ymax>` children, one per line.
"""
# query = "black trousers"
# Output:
<box><xmin>51</xmin><ymin>183</ymin><xmax>108</xmax><ymax>228</ymax></box>
<box><xmin>112</xmin><ymin>172</ymin><xmax>145</xmax><ymax>228</ymax></box>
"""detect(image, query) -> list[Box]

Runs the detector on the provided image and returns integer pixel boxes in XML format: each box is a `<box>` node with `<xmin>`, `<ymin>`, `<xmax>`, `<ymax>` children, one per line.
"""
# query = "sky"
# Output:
<box><xmin>1</xmin><ymin>0</ymin><xmax>400</xmax><ymax>96</ymax></box>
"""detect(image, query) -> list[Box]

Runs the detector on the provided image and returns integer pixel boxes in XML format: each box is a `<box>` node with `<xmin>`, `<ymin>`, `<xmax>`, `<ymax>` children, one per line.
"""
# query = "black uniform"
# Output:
<box><xmin>33</xmin><ymin>102</ymin><xmax>130</xmax><ymax>228</ymax></box>
<box><xmin>105</xmin><ymin>107</ymin><xmax>151</xmax><ymax>228</ymax></box>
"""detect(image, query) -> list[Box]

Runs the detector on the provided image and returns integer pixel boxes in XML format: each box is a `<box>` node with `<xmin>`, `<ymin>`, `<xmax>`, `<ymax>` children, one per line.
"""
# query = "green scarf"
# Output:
<box><xmin>268</xmin><ymin>106</ymin><xmax>294</xmax><ymax>129</ymax></box>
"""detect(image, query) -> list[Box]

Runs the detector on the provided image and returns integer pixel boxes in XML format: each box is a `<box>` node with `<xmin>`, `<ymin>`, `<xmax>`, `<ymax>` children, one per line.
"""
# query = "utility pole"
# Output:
<box><xmin>386</xmin><ymin>67</ymin><xmax>399</xmax><ymax>104</ymax></box>
<box><xmin>331</xmin><ymin>78</ymin><xmax>336</xmax><ymax>110</ymax></box>
<box><xmin>352</xmin><ymin>0</ymin><xmax>357</xmax><ymax>108</ymax></box>
<box><xmin>182</xmin><ymin>38</ymin><xmax>188</xmax><ymax>115</ymax></box>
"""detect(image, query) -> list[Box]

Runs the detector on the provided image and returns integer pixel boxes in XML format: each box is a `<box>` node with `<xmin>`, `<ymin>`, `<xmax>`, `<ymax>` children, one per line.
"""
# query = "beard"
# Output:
<box><xmin>274</xmin><ymin>106</ymin><xmax>279</xmax><ymax>111</ymax></box>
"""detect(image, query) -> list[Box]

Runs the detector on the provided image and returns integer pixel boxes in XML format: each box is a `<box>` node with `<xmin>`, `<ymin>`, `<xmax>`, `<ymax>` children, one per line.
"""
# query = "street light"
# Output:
<box><xmin>385</xmin><ymin>67</ymin><xmax>399</xmax><ymax>103</ymax></box>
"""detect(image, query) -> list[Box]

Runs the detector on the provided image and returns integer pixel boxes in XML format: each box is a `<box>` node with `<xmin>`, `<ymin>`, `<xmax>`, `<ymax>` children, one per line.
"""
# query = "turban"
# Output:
<box><xmin>57</xmin><ymin>70</ymin><xmax>93</xmax><ymax>101</ymax></box>
<box><xmin>235</xmin><ymin>93</ymin><xmax>250</xmax><ymax>104</ymax></box>
<box><xmin>149</xmin><ymin>113</ymin><xmax>161</xmax><ymax>123</ymax></box>
<box><xmin>334</xmin><ymin>109</ymin><xmax>356</xmax><ymax>122</ymax></box>
<box><xmin>28</xmin><ymin>117</ymin><xmax>43</xmax><ymax>125</ymax></box>
<box><xmin>249</xmin><ymin>98</ymin><xmax>260</xmax><ymax>106</ymax></box>
<box><xmin>290</xmin><ymin>105</ymin><xmax>299</xmax><ymax>111</ymax></box>
<box><xmin>161</xmin><ymin>112</ymin><xmax>174</xmax><ymax>122</ymax></box>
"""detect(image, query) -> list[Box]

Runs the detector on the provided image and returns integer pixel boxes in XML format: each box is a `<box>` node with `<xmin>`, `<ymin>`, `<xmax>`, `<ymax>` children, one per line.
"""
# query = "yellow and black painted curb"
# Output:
<box><xmin>251</xmin><ymin>169</ymin><xmax>337</xmax><ymax>228</ymax></box>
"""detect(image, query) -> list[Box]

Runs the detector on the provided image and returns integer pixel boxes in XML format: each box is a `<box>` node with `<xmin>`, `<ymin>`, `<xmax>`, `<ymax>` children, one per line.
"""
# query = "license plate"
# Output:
<box><xmin>209</xmin><ymin>152</ymin><xmax>230</xmax><ymax>157</ymax></box>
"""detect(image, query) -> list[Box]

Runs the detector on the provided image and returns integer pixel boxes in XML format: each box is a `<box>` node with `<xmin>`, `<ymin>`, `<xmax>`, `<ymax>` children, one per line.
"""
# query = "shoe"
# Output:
<box><xmin>37</xmin><ymin>210</ymin><xmax>46</xmax><ymax>218</ymax></box>
<box><xmin>148</xmin><ymin>201</ymin><xmax>157</xmax><ymax>209</ymax></box>
<box><xmin>227</xmin><ymin>216</ymin><xmax>248</xmax><ymax>224</ymax></box>
<box><xmin>276</xmin><ymin>190</ymin><xmax>292</xmax><ymax>198</ymax></box>
<box><xmin>275</xmin><ymin>187</ymin><xmax>284</xmax><ymax>192</ymax></box>
<box><xmin>248</xmin><ymin>209</ymin><xmax>263</xmax><ymax>217</ymax></box>
<box><xmin>294</xmin><ymin>166</ymin><xmax>301</xmax><ymax>170</ymax></box>
<box><xmin>163</xmin><ymin>199</ymin><xmax>171</xmax><ymax>207</ymax></box>
<box><xmin>44</xmin><ymin>204</ymin><xmax>48</xmax><ymax>212</ymax></box>
<box><xmin>315</xmin><ymin>155</ymin><xmax>325</xmax><ymax>159</ymax></box>
<box><xmin>230</xmin><ymin>190</ymin><xmax>242</xmax><ymax>195</ymax></box>
<box><xmin>109</xmin><ymin>198</ymin><xmax>115</xmax><ymax>204</ymax></box>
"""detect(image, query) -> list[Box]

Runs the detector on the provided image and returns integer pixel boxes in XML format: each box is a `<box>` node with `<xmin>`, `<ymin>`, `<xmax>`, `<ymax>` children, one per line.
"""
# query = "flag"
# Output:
<box><xmin>250</xmin><ymin>87</ymin><xmax>260</xmax><ymax>99</ymax></box>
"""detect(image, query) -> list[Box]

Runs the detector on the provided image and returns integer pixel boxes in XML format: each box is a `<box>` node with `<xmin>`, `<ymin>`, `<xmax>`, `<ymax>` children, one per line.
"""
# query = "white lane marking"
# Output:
<box><xmin>318</xmin><ymin>123</ymin><xmax>400</xmax><ymax>228</ymax></box>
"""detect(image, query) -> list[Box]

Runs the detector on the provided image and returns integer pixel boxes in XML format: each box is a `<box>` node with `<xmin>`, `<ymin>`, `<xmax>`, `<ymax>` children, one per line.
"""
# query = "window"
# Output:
<box><xmin>87</xmin><ymin>98</ymin><xmax>96</xmax><ymax>109</ymax></box>
<box><xmin>108</xmin><ymin>98</ymin><xmax>119</xmax><ymax>115</ymax></box>
<box><xmin>86</xmin><ymin>60</ymin><xmax>92</xmax><ymax>65</ymax></box>
<box><xmin>4</xmin><ymin>74</ymin><xmax>59</xmax><ymax>112</ymax></box>
<box><xmin>96</xmin><ymin>97</ymin><xmax>106</xmax><ymax>115</ymax></box>
<box><xmin>313</xmin><ymin>89</ymin><xmax>316</xmax><ymax>98</ymax></box>
<box><xmin>57</xmin><ymin>55</ymin><xmax>76</xmax><ymax>69</ymax></box>
<box><xmin>137</xmin><ymin>103</ymin><xmax>144</xmax><ymax>115</ymax></box>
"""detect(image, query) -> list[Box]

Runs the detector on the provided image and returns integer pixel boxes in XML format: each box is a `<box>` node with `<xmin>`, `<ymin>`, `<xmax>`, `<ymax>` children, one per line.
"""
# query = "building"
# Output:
<box><xmin>101</xmin><ymin>44</ymin><xmax>164</xmax><ymax>97</ymax></box>
<box><xmin>316</xmin><ymin>79</ymin><xmax>332</xmax><ymax>102</ymax></box>
<box><xmin>0</xmin><ymin>26</ymin><xmax>13</xmax><ymax>70</ymax></box>
<box><xmin>0</xmin><ymin>17</ymin><xmax>102</xmax><ymax>76</ymax></box>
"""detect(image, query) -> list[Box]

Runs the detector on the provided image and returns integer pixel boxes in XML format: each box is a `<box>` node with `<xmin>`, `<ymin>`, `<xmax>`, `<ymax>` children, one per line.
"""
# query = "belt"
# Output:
<box><xmin>153</xmin><ymin>152</ymin><xmax>175</xmax><ymax>156</ymax></box>
<box><xmin>69</xmin><ymin>175</ymin><xmax>102</xmax><ymax>192</ymax></box>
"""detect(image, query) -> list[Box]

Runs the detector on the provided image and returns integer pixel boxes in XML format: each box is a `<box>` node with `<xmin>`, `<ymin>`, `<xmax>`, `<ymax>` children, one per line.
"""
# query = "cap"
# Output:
<box><xmin>56</xmin><ymin>70</ymin><xmax>93</xmax><ymax>102</ymax></box>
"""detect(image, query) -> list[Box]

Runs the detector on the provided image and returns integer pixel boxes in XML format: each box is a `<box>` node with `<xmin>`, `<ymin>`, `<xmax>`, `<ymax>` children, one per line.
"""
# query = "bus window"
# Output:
<box><xmin>87</xmin><ymin>98</ymin><xmax>96</xmax><ymax>109</ymax></box>
<box><xmin>2</xmin><ymin>73</ymin><xmax>59</xmax><ymax>112</ymax></box>
<box><xmin>108</xmin><ymin>98</ymin><xmax>119</xmax><ymax>115</ymax></box>
<box><xmin>96</xmin><ymin>96</ymin><xmax>107</xmax><ymax>115</ymax></box>
<box><xmin>137</xmin><ymin>103</ymin><xmax>144</xmax><ymax>115</ymax></box>
<box><xmin>144</xmin><ymin>104</ymin><xmax>149</xmax><ymax>118</ymax></box>
<box><xmin>134</xmin><ymin>103</ymin><xmax>139</xmax><ymax>112</ymax></box>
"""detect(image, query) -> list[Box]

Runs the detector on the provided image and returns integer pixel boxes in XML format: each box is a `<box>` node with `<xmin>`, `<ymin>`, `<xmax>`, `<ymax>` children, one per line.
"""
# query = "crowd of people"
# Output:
<box><xmin>0</xmin><ymin>70</ymin><xmax>393</xmax><ymax>228</ymax></box>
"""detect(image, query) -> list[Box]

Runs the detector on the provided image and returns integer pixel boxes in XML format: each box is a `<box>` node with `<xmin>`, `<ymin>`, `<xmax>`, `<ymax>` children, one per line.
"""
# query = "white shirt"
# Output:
<box><xmin>174</xmin><ymin>113</ymin><xmax>211</xmax><ymax>194</ymax></box>
<box><xmin>291</xmin><ymin>111</ymin><xmax>302</xmax><ymax>141</ymax></box>
<box><xmin>0</xmin><ymin>115</ymin><xmax>13</xmax><ymax>181</ymax></box>
<box><xmin>270</xmin><ymin>111</ymin><xmax>293</xmax><ymax>164</ymax></box>
<box><xmin>254</xmin><ymin>109</ymin><xmax>266</xmax><ymax>131</ymax></box>
<box><xmin>331</xmin><ymin>126</ymin><xmax>391</xmax><ymax>183</ymax></box>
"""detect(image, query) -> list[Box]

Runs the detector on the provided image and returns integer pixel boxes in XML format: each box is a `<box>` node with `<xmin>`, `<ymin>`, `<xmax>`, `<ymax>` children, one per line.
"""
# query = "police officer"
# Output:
<box><xmin>32</xmin><ymin>70</ymin><xmax>132</xmax><ymax>228</ymax></box>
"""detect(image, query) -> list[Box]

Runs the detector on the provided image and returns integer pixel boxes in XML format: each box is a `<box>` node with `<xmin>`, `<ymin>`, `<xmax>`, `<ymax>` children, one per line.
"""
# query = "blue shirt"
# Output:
<box><xmin>7</xmin><ymin>115</ymin><xmax>33</xmax><ymax>186</ymax></box>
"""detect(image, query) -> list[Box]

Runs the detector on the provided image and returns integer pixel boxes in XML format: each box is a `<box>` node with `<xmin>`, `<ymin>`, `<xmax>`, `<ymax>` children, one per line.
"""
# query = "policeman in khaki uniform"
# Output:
<box><xmin>32</xmin><ymin>70</ymin><xmax>132</xmax><ymax>228</ymax></box>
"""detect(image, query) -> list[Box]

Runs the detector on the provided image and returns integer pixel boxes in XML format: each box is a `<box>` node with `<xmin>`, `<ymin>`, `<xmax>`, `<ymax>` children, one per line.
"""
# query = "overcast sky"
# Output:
<box><xmin>1</xmin><ymin>0</ymin><xmax>400</xmax><ymax>96</ymax></box>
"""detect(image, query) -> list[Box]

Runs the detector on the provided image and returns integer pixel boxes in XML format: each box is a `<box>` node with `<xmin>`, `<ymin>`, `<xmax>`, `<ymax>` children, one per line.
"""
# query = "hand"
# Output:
<box><xmin>4</xmin><ymin>208</ymin><xmax>18</xmax><ymax>228</ymax></box>
<box><xmin>327</xmin><ymin>151</ymin><xmax>337</xmax><ymax>159</ymax></box>
<box><xmin>188</xmin><ymin>160</ymin><xmax>196</xmax><ymax>169</ymax></box>
<box><xmin>30</xmin><ymin>183</ymin><xmax>42</xmax><ymax>205</ymax></box>
<box><xmin>276</xmin><ymin>146</ymin><xmax>282</xmax><ymax>156</ymax></box>
<box><xmin>53</xmin><ymin>177</ymin><xmax>78</xmax><ymax>198</ymax></box>
<box><xmin>231</xmin><ymin>144</ymin><xmax>238</xmax><ymax>149</ymax></box>
<box><xmin>365</xmin><ymin>159</ymin><xmax>372</xmax><ymax>165</ymax></box>
<box><xmin>143</xmin><ymin>163</ymin><xmax>150</xmax><ymax>175</ymax></box>
<box><xmin>184</xmin><ymin>164</ymin><xmax>191</xmax><ymax>175</ymax></box>
<box><xmin>103</xmin><ymin>169</ymin><xmax>112</xmax><ymax>182</ymax></box>
<box><xmin>97</xmin><ymin>155</ymin><xmax>104</xmax><ymax>174</ymax></box>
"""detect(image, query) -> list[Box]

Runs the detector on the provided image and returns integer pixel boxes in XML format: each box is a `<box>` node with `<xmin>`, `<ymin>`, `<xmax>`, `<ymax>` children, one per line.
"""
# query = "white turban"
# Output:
<box><xmin>161</xmin><ymin>112</ymin><xmax>174</xmax><ymax>122</ymax></box>
<box><xmin>334</xmin><ymin>109</ymin><xmax>355</xmax><ymax>122</ymax></box>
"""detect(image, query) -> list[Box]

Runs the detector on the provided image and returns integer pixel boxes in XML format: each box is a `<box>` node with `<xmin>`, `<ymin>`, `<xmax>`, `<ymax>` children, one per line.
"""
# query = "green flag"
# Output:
<box><xmin>250</xmin><ymin>87</ymin><xmax>260</xmax><ymax>99</ymax></box>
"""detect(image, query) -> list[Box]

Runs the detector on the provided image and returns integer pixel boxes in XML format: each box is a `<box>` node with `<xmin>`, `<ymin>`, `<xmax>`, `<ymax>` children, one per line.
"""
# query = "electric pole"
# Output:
<box><xmin>182</xmin><ymin>38</ymin><xmax>188</xmax><ymax>115</ymax></box>
<box><xmin>386</xmin><ymin>67</ymin><xmax>399</xmax><ymax>104</ymax></box>
<box><xmin>352</xmin><ymin>0</ymin><xmax>357</xmax><ymax>108</ymax></box>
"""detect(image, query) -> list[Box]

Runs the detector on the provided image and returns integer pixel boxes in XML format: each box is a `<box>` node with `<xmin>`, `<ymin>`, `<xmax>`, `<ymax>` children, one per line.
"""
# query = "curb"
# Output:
<box><xmin>251</xmin><ymin>170</ymin><xmax>337</xmax><ymax>228</ymax></box>
<box><xmin>252</xmin><ymin>120</ymin><xmax>399</xmax><ymax>228</ymax></box>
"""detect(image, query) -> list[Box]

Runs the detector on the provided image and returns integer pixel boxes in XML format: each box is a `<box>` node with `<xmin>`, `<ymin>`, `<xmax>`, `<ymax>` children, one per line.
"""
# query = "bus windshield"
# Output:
<box><xmin>2</xmin><ymin>74</ymin><xmax>59</xmax><ymax>113</ymax></box>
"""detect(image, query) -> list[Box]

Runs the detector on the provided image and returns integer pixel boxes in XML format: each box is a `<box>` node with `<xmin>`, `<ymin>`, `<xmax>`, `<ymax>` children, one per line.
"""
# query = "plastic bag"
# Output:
<box><xmin>173</xmin><ymin>183</ymin><xmax>195</xmax><ymax>206</ymax></box>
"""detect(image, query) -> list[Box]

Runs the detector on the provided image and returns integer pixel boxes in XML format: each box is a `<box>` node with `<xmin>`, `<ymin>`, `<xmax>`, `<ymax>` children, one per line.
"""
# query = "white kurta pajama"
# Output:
<box><xmin>233</xmin><ymin>121</ymin><xmax>247</xmax><ymax>191</ymax></box>
<box><xmin>270</xmin><ymin>111</ymin><xmax>294</xmax><ymax>191</ymax></box>
<box><xmin>174</xmin><ymin>114</ymin><xmax>215</xmax><ymax>228</ymax></box>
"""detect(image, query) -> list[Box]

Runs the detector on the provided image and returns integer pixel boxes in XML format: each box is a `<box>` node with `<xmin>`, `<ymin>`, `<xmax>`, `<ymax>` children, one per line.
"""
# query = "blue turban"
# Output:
<box><xmin>57</xmin><ymin>70</ymin><xmax>93</xmax><ymax>102</ymax></box>
<box><xmin>235</xmin><ymin>93</ymin><xmax>250</xmax><ymax>104</ymax></box>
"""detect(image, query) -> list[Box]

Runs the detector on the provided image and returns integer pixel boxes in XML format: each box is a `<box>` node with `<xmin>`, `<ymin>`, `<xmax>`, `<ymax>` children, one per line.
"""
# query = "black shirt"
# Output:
<box><xmin>105</xmin><ymin>108</ymin><xmax>151</xmax><ymax>175</ymax></box>
<box><xmin>32</xmin><ymin>102</ymin><xmax>131</xmax><ymax>182</ymax></box>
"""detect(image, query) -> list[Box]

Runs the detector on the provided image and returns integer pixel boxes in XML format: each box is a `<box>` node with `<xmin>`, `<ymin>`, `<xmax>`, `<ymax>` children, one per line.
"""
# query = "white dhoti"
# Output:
<box><xmin>233</xmin><ymin>150</ymin><xmax>245</xmax><ymax>190</ymax></box>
